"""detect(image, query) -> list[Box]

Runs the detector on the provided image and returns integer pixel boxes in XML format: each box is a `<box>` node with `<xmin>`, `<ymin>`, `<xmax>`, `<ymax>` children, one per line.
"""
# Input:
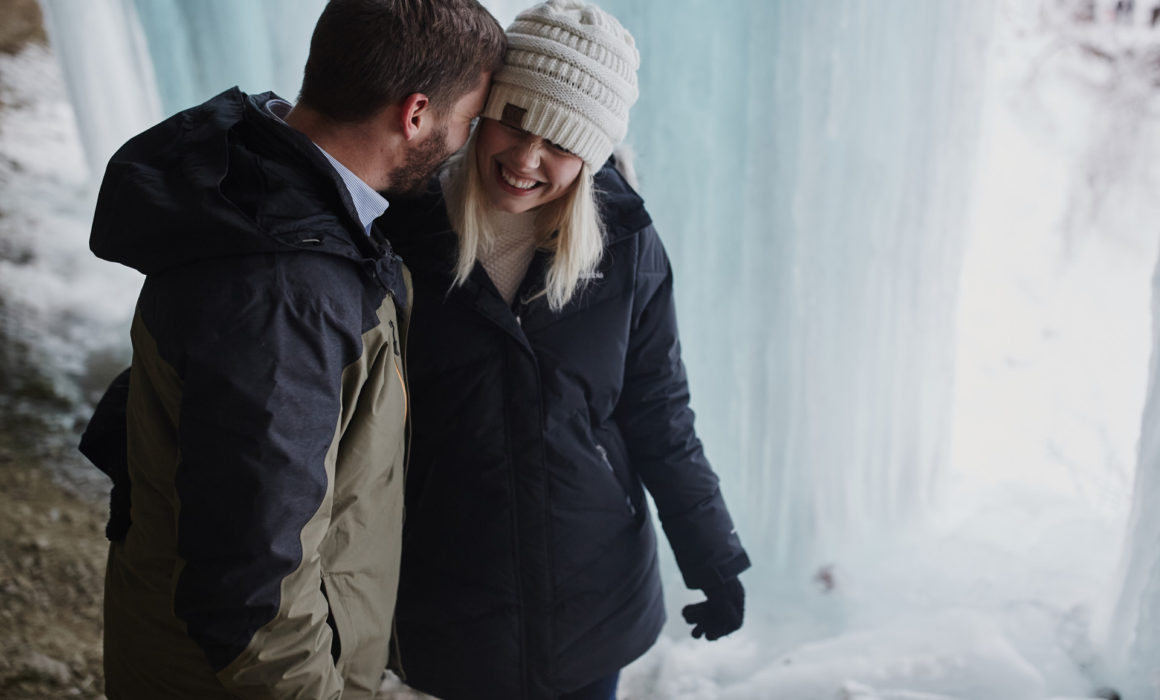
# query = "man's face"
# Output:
<box><xmin>442</xmin><ymin>72</ymin><xmax>491</xmax><ymax>156</ymax></box>
<box><xmin>384</xmin><ymin>73</ymin><xmax>491</xmax><ymax>198</ymax></box>
<box><xmin>384</xmin><ymin>122</ymin><xmax>450</xmax><ymax>198</ymax></box>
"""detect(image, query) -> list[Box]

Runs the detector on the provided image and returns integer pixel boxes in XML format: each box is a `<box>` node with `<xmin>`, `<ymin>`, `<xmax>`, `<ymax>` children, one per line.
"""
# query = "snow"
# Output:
<box><xmin>1106</xmin><ymin>216</ymin><xmax>1160</xmax><ymax>697</ymax></box>
<box><xmin>3</xmin><ymin>0</ymin><xmax>1158</xmax><ymax>698</ymax></box>
<box><xmin>618</xmin><ymin>1</ymin><xmax>1160</xmax><ymax>698</ymax></box>
<box><xmin>0</xmin><ymin>43</ymin><xmax>139</xmax><ymax>404</ymax></box>
<box><xmin>623</xmin><ymin>613</ymin><xmax>1047</xmax><ymax>699</ymax></box>
<box><xmin>951</xmin><ymin>1</ymin><xmax>1158</xmax><ymax>512</ymax></box>
<box><xmin>618</xmin><ymin>475</ymin><xmax>1125</xmax><ymax>698</ymax></box>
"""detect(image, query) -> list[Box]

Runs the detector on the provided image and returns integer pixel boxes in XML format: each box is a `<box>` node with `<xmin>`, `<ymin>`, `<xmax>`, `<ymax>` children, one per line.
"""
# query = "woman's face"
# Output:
<box><xmin>474</xmin><ymin>118</ymin><xmax>584</xmax><ymax>214</ymax></box>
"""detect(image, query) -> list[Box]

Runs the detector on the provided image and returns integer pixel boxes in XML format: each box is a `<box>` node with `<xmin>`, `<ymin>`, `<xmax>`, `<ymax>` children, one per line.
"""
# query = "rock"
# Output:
<box><xmin>17</xmin><ymin>651</ymin><xmax>71</xmax><ymax>685</ymax></box>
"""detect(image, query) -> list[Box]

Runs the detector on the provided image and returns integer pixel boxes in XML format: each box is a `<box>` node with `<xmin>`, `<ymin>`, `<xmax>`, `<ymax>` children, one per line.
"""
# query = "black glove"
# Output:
<box><xmin>681</xmin><ymin>577</ymin><xmax>744</xmax><ymax>640</ymax></box>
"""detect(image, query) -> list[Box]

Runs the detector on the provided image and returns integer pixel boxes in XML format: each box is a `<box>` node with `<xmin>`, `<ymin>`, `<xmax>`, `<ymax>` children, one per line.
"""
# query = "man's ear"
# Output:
<box><xmin>399</xmin><ymin>92</ymin><xmax>432</xmax><ymax>141</ymax></box>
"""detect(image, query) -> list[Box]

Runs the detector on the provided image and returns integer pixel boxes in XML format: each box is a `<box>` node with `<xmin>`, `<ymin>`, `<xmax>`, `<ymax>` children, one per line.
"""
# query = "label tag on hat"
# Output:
<box><xmin>501</xmin><ymin>103</ymin><xmax>527</xmax><ymax>129</ymax></box>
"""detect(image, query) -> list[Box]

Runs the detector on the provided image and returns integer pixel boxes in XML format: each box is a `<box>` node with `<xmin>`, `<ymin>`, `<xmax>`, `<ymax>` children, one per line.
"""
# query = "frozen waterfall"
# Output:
<box><xmin>37</xmin><ymin>0</ymin><xmax>160</xmax><ymax>177</ymax></box>
<box><xmin>36</xmin><ymin>0</ymin><xmax>325</xmax><ymax>174</ymax></box>
<box><xmin>597</xmin><ymin>0</ymin><xmax>996</xmax><ymax>573</ymax></box>
<box><xmin>35</xmin><ymin>0</ymin><xmax>995</xmax><ymax>578</ymax></box>
<box><xmin>129</xmin><ymin>0</ymin><xmax>324</xmax><ymax>116</ymax></box>
<box><xmin>1107</xmin><ymin>256</ymin><xmax>1160</xmax><ymax>698</ymax></box>
<box><xmin>19</xmin><ymin>1</ymin><xmax>1160</xmax><ymax>696</ymax></box>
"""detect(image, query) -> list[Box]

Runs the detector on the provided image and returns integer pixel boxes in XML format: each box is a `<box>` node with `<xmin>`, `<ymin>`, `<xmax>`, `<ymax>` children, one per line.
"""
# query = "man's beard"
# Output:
<box><xmin>383</xmin><ymin>123</ymin><xmax>450</xmax><ymax>199</ymax></box>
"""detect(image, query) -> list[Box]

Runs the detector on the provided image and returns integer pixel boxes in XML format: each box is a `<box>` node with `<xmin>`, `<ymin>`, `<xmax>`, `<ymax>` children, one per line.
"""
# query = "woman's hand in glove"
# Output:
<box><xmin>681</xmin><ymin>577</ymin><xmax>744</xmax><ymax>640</ymax></box>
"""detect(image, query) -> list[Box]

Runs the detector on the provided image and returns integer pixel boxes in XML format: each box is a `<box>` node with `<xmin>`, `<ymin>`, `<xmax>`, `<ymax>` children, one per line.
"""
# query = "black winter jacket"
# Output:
<box><xmin>382</xmin><ymin>163</ymin><xmax>749</xmax><ymax>700</ymax></box>
<box><xmin>81</xmin><ymin>87</ymin><xmax>411</xmax><ymax>698</ymax></box>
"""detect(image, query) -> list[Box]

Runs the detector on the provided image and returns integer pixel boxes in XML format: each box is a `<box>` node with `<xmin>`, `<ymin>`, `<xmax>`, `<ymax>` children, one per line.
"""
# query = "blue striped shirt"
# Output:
<box><xmin>265</xmin><ymin>98</ymin><xmax>389</xmax><ymax>236</ymax></box>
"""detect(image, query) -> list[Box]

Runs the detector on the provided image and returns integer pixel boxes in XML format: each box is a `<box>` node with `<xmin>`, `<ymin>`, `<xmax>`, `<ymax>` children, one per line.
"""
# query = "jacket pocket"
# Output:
<box><xmin>320</xmin><ymin>570</ymin><xmax>397</xmax><ymax>694</ymax></box>
<box><xmin>321</xmin><ymin>573</ymin><xmax>353</xmax><ymax>670</ymax></box>
<box><xmin>594</xmin><ymin>442</ymin><xmax>637</xmax><ymax>517</ymax></box>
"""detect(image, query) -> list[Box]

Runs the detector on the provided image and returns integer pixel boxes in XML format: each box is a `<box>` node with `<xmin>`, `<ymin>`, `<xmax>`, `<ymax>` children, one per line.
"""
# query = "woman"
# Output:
<box><xmin>384</xmin><ymin>2</ymin><xmax>750</xmax><ymax>698</ymax></box>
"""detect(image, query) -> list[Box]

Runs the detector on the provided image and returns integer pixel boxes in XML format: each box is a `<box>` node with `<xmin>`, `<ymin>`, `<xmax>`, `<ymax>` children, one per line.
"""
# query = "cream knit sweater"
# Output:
<box><xmin>479</xmin><ymin>210</ymin><xmax>539</xmax><ymax>305</ymax></box>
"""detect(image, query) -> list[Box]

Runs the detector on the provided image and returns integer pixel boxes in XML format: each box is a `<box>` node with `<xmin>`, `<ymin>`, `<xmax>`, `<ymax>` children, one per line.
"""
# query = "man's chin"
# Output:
<box><xmin>381</xmin><ymin>176</ymin><xmax>439</xmax><ymax>200</ymax></box>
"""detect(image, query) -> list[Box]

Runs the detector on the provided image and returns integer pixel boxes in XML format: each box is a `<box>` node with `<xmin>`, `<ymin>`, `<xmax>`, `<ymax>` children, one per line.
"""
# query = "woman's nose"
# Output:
<box><xmin>511</xmin><ymin>136</ymin><xmax>541</xmax><ymax>168</ymax></box>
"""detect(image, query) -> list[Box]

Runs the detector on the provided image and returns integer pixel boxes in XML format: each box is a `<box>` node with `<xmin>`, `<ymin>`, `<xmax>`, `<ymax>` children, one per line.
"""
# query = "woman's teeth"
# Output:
<box><xmin>500</xmin><ymin>165</ymin><xmax>539</xmax><ymax>190</ymax></box>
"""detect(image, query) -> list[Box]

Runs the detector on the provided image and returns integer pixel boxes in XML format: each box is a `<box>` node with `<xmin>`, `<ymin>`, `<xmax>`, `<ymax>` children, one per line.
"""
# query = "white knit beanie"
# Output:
<box><xmin>482</xmin><ymin>0</ymin><xmax>640</xmax><ymax>169</ymax></box>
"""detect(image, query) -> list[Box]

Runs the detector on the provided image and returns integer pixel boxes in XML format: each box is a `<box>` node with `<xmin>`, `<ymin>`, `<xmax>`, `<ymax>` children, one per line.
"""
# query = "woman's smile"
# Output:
<box><xmin>496</xmin><ymin>162</ymin><xmax>544</xmax><ymax>193</ymax></box>
<box><xmin>475</xmin><ymin>118</ymin><xmax>584</xmax><ymax>213</ymax></box>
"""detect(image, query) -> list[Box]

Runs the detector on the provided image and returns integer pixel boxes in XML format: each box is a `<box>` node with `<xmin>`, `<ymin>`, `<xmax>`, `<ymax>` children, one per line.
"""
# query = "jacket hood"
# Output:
<box><xmin>599</xmin><ymin>154</ymin><xmax>652</xmax><ymax>239</ymax></box>
<box><xmin>90</xmin><ymin>87</ymin><xmax>380</xmax><ymax>276</ymax></box>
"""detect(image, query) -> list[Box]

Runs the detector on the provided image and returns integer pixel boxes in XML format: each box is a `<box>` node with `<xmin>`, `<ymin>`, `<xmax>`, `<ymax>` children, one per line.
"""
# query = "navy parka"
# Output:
<box><xmin>383</xmin><ymin>162</ymin><xmax>750</xmax><ymax>700</ymax></box>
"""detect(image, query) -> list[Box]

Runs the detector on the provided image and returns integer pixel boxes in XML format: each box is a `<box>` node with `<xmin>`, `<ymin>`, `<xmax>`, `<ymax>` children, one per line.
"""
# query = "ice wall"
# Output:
<box><xmin>36</xmin><ymin>0</ymin><xmax>324</xmax><ymax>175</ymax></box>
<box><xmin>481</xmin><ymin>0</ymin><xmax>524</xmax><ymax>27</ymax></box>
<box><xmin>36</xmin><ymin>0</ymin><xmax>160</xmax><ymax>176</ymax></box>
<box><xmin>599</xmin><ymin>1</ymin><xmax>996</xmax><ymax>573</ymax></box>
<box><xmin>38</xmin><ymin>0</ymin><xmax>995</xmax><ymax>575</ymax></box>
<box><xmin>130</xmin><ymin>0</ymin><xmax>324</xmax><ymax>116</ymax></box>
<box><xmin>1107</xmin><ymin>257</ymin><xmax>1160</xmax><ymax>698</ymax></box>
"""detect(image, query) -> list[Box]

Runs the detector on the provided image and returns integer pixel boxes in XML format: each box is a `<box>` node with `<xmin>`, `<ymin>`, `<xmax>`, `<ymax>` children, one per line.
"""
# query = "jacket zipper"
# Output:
<box><xmin>390</xmin><ymin>290</ymin><xmax>413</xmax><ymax>682</ymax></box>
<box><xmin>595</xmin><ymin>442</ymin><xmax>636</xmax><ymax>517</ymax></box>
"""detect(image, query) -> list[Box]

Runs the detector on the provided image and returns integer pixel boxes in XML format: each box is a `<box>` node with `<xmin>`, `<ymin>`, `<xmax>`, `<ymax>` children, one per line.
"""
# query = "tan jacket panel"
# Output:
<box><xmin>105</xmin><ymin>288</ymin><xmax>408</xmax><ymax>700</ymax></box>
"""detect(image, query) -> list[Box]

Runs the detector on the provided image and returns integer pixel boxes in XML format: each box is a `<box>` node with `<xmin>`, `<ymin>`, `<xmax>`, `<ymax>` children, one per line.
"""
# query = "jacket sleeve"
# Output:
<box><xmin>78</xmin><ymin>367</ymin><xmax>132</xmax><ymax>541</ymax></box>
<box><xmin>140</xmin><ymin>259</ymin><xmax>361</xmax><ymax>699</ymax></box>
<box><xmin>614</xmin><ymin>225</ymin><xmax>751</xmax><ymax>590</ymax></box>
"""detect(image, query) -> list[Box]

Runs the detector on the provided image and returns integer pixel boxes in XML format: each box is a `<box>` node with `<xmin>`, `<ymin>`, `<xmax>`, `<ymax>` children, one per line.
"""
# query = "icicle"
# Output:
<box><xmin>37</xmin><ymin>0</ymin><xmax>161</xmax><ymax>177</ymax></box>
<box><xmin>597</xmin><ymin>0</ymin><xmax>996</xmax><ymax>573</ymax></box>
<box><xmin>1106</xmin><ymin>253</ymin><xmax>1160</xmax><ymax>698</ymax></box>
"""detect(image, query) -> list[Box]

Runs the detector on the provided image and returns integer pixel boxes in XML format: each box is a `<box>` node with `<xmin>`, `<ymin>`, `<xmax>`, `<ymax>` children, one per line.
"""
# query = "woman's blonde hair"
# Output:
<box><xmin>443</xmin><ymin>129</ymin><xmax>605</xmax><ymax>312</ymax></box>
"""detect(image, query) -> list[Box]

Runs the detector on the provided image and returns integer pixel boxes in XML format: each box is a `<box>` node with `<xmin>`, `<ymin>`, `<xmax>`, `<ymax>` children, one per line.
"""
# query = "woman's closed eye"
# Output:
<box><xmin>545</xmin><ymin>139</ymin><xmax>573</xmax><ymax>155</ymax></box>
<box><xmin>501</xmin><ymin>122</ymin><xmax>572</xmax><ymax>155</ymax></box>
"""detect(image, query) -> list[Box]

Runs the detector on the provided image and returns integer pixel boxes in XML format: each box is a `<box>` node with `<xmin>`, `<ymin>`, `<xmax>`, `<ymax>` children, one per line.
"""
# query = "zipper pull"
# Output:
<box><xmin>595</xmin><ymin>444</ymin><xmax>612</xmax><ymax>472</ymax></box>
<box><xmin>388</xmin><ymin>319</ymin><xmax>400</xmax><ymax>355</ymax></box>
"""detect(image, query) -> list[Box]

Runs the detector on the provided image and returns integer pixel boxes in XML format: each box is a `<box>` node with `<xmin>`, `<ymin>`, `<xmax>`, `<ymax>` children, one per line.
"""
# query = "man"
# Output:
<box><xmin>79</xmin><ymin>1</ymin><xmax>503</xmax><ymax>697</ymax></box>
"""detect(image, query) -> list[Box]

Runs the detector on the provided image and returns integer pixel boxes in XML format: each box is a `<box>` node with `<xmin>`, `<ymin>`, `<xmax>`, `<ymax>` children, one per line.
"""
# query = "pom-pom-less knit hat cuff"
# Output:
<box><xmin>484</xmin><ymin>0</ymin><xmax>640</xmax><ymax>169</ymax></box>
<box><xmin>483</xmin><ymin>83</ymin><xmax>616</xmax><ymax>168</ymax></box>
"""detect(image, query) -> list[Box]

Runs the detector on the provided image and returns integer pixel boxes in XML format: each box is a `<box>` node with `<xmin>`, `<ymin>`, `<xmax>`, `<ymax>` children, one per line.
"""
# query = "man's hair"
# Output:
<box><xmin>299</xmin><ymin>0</ymin><xmax>505</xmax><ymax>122</ymax></box>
